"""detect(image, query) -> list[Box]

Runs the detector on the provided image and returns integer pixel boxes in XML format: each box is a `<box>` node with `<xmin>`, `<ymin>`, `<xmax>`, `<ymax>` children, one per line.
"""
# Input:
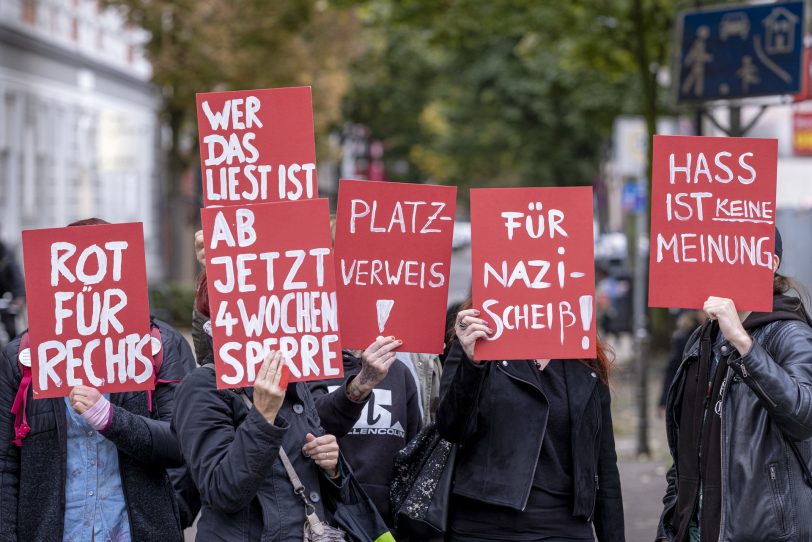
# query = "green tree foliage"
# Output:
<box><xmin>343</xmin><ymin>0</ymin><xmax>682</xmax><ymax>191</ymax></box>
<box><xmin>103</xmin><ymin>0</ymin><xmax>361</xmax><ymax>278</ymax></box>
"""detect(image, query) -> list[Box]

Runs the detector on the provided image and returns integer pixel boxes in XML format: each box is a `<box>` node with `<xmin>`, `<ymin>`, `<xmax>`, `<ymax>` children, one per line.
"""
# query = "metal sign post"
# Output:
<box><xmin>633</xmin><ymin>174</ymin><xmax>650</xmax><ymax>458</ymax></box>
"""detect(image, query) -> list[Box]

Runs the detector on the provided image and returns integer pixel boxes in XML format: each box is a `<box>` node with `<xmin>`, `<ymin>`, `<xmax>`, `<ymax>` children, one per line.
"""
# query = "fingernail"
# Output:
<box><xmin>388</xmin><ymin>336</ymin><xmax>395</xmax><ymax>340</ymax></box>
<box><xmin>487</xmin><ymin>328</ymin><xmax>494</xmax><ymax>334</ymax></box>
<box><xmin>397</xmin><ymin>340</ymin><xmax>403</xmax><ymax>344</ymax></box>
<box><xmin>473</xmin><ymin>310</ymin><xmax>480</xmax><ymax>315</ymax></box>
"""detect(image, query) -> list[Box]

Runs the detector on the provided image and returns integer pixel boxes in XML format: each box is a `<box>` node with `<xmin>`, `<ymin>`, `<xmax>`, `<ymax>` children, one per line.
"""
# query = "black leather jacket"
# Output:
<box><xmin>658</xmin><ymin>319</ymin><xmax>812</xmax><ymax>542</ymax></box>
<box><xmin>437</xmin><ymin>342</ymin><xmax>625</xmax><ymax>541</ymax></box>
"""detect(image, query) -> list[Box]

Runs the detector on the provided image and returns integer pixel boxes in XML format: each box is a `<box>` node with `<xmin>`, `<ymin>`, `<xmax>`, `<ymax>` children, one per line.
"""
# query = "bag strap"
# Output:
<box><xmin>279</xmin><ymin>447</ymin><xmax>309</xmax><ymax>502</ymax></box>
<box><xmin>146</xmin><ymin>322</ymin><xmax>164</xmax><ymax>412</ymax></box>
<box><xmin>217</xmin><ymin>370</ymin><xmax>329</xmax><ymax>534</ymax></box>
<box><xmin>234</xmin><ymin>387</ymin><xmax>318</xmax><ymax>515</ymax></box>
<box><xmin>787</xmin><ymin>439</ymin><xmax>812</xmax><ymax>487</ymax></box>
<box><xmin>11</xmin><ymin>333</ymin><xmax>31</xmax><ymax>446</ymax></box>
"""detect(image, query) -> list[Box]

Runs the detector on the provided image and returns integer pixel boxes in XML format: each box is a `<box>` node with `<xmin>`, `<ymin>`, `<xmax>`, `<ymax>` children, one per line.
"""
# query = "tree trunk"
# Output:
<box><xmin>165</xmin><ymin>107</ymin><xmax>192</xmax><ymax>283</ymax></box>
<box><xmin>630</xmin><ymin>0</ymin><xmax>660</xmax><ymax>459</ymax></box>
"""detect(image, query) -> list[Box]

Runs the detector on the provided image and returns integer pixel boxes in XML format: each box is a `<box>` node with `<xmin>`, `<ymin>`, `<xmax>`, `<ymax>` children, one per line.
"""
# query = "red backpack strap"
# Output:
<box><xmin>11</xmin><ymin>333</ymin><xmax>31</xmax><ymax>446</ymax></box>
<box><xmin>150</xmin><ymin>324</ymin><xmax>164</xmax><ymax>376</ymax></box>
<box><xmin>146</xmin><ymin>322</ymin><xmax>181</xmax><ymax>413</ymax></box>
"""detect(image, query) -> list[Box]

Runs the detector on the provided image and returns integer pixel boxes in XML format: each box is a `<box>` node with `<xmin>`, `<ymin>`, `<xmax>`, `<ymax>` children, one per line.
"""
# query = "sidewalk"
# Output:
<box><xmin>611</xmin><ymin>345</ymin><xmax>671</xmax><ymax>542</ymax></box>
<box><xmin>619</xmin><ymin>459</ymin><xmax>668</xmax><ymax>542</ymax></box>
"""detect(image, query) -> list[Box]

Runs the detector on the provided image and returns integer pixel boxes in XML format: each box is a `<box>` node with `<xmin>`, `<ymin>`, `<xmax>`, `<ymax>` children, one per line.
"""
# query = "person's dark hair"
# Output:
<box><xmin>774</xmin><ymin>273</ymin><xmax>811</xmax><ymax>308</ymax></box>
<box><xmin>68</xmin><ymin>217</ymin><xmax>110</xmax><ymax>227</ymax></box>
<box><xmin>581</xmin><ymin>339</ymin><xmax>614</xmax><ymax>386</ymax></box>
<box><xmin>195</xmin><ymin>271</ymin><xmax>210</xmax><ymax>318</ymax></box>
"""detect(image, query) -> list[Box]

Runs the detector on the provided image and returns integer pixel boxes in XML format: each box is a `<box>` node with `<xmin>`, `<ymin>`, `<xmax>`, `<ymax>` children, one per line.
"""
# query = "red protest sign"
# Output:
<box><xmin>333</xmin><ymin>180</ymin><xmax>456</xmax><ymax>353</ymax></box>
<box><xmin>22</xmin><ymin>223</ymin><xmax>153</xmax><ymax>398</ymax></box>
<box><xmin>471</xmin><ymin>187</ymin><xmax>596</xmax><ymax>361</ymax></box>
<box><xmin>196</xmin><ymin>86</ymin><xmax>317</xmax><ymax>206</ymax></box>
<box><xmin>201</xmin><ymin>199</ymin><xmax>342</xmax><ymax>388</ymax></box>
<box><xmin>794</xmin><ymin>112</ymin><xmax>812</xmax><ymax>156</ymax></box>
<box><xmin>648</xmin><ymin>135</ymin><xmax>777</xmax><ymax>312</ymax></box>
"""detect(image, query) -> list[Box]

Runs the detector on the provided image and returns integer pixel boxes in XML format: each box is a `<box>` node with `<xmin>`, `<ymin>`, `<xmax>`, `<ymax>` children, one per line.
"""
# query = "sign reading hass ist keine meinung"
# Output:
<box><xmin>649</xmin><ymin>135</ymin><xmax>778</xmax><ymax>312</ymax></box>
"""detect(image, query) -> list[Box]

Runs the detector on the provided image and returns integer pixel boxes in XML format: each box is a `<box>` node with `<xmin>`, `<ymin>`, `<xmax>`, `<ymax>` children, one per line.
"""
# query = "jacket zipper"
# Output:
<box><xmin>737</xmin><ymin>322</ymin><xmax>786</xmax><ymax>410</ymax></box>
<box><xmin>768</xmin><ymin>463</ymin><xmax>787</xmax><ymax>533</ymax></box>
<box><xmin>719</xmin><ymin>322</ymin><xmax>788</xmax><ymax>541</ymax></box>
<box><xmin>587</xmin><ymin>391</ymin><xmax>601</xmax><ymax>522</ymax></box>
<box><xmin>497</xmin><ymin>364</ymin><xmax>547</xmax><ymax>511</ymax></box>
<box><xmin>718</xmin><ymin>367</ymin><xmax>733</xmax><ymax>542</ymax></box>
<box><xmin>739</xmin><ymin>363</ymin><xmax>779</xmax><ymax>408</ymax></box>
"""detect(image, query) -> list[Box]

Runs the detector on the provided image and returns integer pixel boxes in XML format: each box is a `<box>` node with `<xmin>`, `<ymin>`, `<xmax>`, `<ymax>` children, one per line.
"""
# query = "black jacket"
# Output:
<box><xmin>659</xmin><ymin>328</ymin><xmax>693</xmax><ymax>408</ymax></box>
<box><xmin>436</xmin><ymin>342</ymin><xmax>625</xmax><ymax>541</ymax></box>
<box><xmin>0</xmin><ymin>319</ymin><xmax>192</xmax><ymax>541</ymax></box>
<box><xmin>0</xmin><ymin>242</ymin><xmax>24</xmax><ymax>300</ymax></box>
<box><xmin>172</xmin><ymin>363</ymin><xmax>369</xmax><ymax>541</ymax></box>
<box><xmin>318</xmin><ymin>352</ymin><xmax>422</xmax><ymax>525</ymax></box>
<box><xmin>658</xmin><ymin>296</ymin><xmax>812</xmax><ymax>541</ymax></box>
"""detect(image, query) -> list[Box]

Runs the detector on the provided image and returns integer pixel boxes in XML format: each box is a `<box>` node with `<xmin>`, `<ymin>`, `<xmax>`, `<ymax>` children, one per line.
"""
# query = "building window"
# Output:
<box><xmin>21</xmin><ymin>0</ymin><xmax>36</xmax><ymax>25</ymax></box>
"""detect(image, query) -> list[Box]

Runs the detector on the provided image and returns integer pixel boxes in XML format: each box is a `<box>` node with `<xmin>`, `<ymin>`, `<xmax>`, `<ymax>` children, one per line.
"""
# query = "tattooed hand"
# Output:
<box><xmin>346</xmin><ymin>336</ymin><xmax>401</xmax><ymax>401</ymax></box>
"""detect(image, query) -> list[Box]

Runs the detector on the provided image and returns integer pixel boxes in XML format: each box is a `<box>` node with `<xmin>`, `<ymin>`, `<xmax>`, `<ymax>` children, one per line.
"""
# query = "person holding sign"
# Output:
<box><xmin>657</xmin><ymin>232</ymin><xmax>812</xmax><ymax>542</ymax></box>
<box><xmin>173</xmin><ymin>271</ymin><xmax>396</xmax><ymax>541</ymax></box>
<box><xmin>318</xmin><ymin>341</ymin><xmax>423</xmax><ymax>529</ymax></box>
<box><xmin>0</xmin><ymin>218</ymin><xmax>195</xmax><ymax>541</ymax></box>
<box><xmin>435</xmin><ymin>307</ymin><xmax>625</xmax><ymax>542</ymax></box>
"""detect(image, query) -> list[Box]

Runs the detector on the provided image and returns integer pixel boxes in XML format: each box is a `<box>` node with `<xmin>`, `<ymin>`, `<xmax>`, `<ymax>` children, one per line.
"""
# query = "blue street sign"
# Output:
<box><xmin>622</xmin><ymin>182</ymin><xmax>646</xmax><ymax>214</ymax></box>
<box><xmin>677</xmin><ymin>1</ymin><xmax>804</xmax><ymax>103</ymax></box>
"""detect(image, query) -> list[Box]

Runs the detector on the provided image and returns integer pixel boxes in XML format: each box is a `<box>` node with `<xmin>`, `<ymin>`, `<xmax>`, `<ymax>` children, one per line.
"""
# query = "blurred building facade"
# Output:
<box><xmin>746</xmin><ymin>100</ymin><xmax>812</xmax><ymax>291</ymax></box>
<box><xmin>604</xmin><ymin>95</ymin><xmax>812</xmax><ymax>293</ymax></box>
<box><xmin>0</xmin><ymin>0</ymin><xmax>164</xmax><ymax>278</ymax></box>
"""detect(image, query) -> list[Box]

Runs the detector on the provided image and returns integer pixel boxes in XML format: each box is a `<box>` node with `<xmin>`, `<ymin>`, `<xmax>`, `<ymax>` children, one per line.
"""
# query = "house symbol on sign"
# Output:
<box><xmin>763</xmin><ymin>7</ymin><xmax>799</xmax><ymax>55</ymax></box>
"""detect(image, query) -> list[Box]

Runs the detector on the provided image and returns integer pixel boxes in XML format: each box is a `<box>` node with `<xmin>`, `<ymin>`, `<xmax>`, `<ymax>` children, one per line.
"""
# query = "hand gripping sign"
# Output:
<box><xmin>196</xmin><ymin>86</ymin><xmax>317</xmax><ymax>206</ymax></box>
<box><xmin>648</xmin><ymin>135</ymin><xmax>778</xmax><ymax>312</ymax></box>
<box><xmin>201</xmin><ymin>198</ymin><xmax>343</xmax><ymax>389</ymax></box>
<box><xmin>333</xmin><ymin>180</ymin><xmax>457</xmax><ymax>353</ymax></box>
<box><xmin>22</xmin><ymin>223</ymin><xmax>153</xmax><ymax>398</ymax></box>
<box><xmin>471</xmin><ymin>187</ymin><xmax>596</xmax><ymax>361</ymax></box>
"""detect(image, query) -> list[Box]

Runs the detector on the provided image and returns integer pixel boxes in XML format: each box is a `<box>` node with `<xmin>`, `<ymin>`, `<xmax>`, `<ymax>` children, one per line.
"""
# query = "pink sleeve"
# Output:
<box><xmin>81</xmin><ymin>395</ymin><xmax>112</xmax><ymax>431</ymax></box>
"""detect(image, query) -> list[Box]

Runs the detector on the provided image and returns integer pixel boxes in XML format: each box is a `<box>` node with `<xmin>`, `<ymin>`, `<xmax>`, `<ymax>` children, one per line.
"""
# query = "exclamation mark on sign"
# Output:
<box><xmin>376</xmin><ymin>299</ymin><xmax>395</xmax><ymax>333</ymax></box>
<box><xmin>578</xmin><ymin>295</ymin><xmax>593</xmax><ymax>350</ymax></box>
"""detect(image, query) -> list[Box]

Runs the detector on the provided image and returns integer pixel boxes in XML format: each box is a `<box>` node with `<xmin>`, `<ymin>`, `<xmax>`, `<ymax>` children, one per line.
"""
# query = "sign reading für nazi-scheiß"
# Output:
<box><xmin>471</xmin><ymin>187</ymin><xmax>596</xmax><ymax>361</ymax></box>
